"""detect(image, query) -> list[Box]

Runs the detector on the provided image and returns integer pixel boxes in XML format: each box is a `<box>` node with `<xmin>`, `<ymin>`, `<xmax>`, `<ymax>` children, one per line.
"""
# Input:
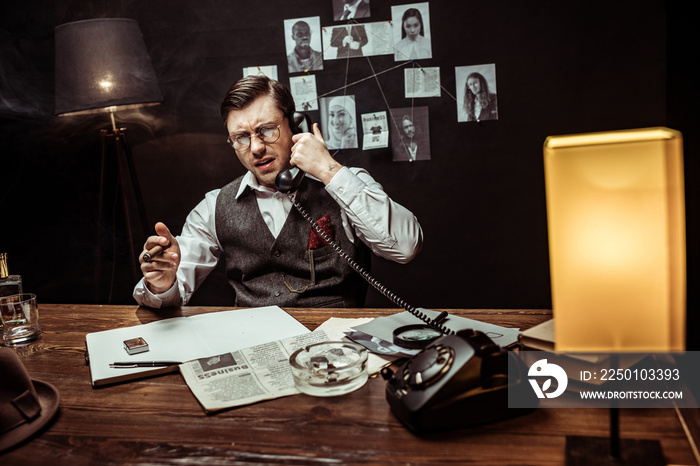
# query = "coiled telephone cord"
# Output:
<box><xmin>289</xmin><ymin>194</ymin><xmax>454</xmax><ymax>336</ymax></box>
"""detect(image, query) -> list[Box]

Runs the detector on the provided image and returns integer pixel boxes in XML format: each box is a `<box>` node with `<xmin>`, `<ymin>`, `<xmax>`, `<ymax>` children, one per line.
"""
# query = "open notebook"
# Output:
<box><xmin>85</xmin><ymin>306</ymin><xmax>310</xmax><ymax>387</ymax></box>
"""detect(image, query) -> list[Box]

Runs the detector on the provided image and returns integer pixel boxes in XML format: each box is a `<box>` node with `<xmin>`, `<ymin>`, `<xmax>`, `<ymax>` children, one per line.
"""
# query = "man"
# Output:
<box><xmin>333</xmin><ymin>0</ymin><xmax>371</xmax><ymax>21</ymax></box>
<box><xmin>394</xmin><ymin>114</ymin><xmax>429</xmax><ymax>162</ymax></box>
<box><xmin>287</xmin><ymin>21</ymin><xmax>323</xmax><ymax>73</ymax></box>
<box><xmin>134</xmin><ymin>75</ymin><xmax>422</xmax><ymax>309</ymax></box>
<box><xmin>329</xmin><ymin>24</ymin><xmax>368</xmax><ymax>58</ymax></box>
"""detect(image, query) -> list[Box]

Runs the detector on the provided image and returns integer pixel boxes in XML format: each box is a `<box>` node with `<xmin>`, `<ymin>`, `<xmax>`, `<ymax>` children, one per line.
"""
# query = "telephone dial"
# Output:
<box><xmin>277</xmin><ymin>114</ymin><xmax>537</xmax><ymax>432</ymax></box>
<box><xmin>381</xmin><ymin>329</ymin><xmax>537</xmax><ymax>433</ymax></box>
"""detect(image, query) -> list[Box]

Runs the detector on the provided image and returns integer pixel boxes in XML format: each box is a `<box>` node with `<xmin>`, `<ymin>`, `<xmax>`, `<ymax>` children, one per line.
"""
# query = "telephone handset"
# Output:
<box><xmin>275</xmin><ymin>112</ymin><xmax>314</xmax><ymax>194</ymax></box>
<box><xmin>381</xmin><ymin>329</ymin><xmax>537</xmax><ymax>433</ymax></box>
<box><xmin>275</xmin><ymin>167</ymin><xmax>305</xmax><ymax>194</ymax></box>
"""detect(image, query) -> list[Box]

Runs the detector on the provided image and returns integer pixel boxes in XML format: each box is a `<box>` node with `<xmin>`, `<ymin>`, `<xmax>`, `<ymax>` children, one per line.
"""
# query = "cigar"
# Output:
<box><xmin>143</xmin><ymin>240</ymin><xmax>171</xmax><ymax>262</ymax></box>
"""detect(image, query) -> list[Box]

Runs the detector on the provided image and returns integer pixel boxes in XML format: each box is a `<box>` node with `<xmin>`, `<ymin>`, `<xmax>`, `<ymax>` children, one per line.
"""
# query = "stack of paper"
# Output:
<box><xmin>85</xmin><ymin>306</ymin><xmax>310</xmax><ymax>387</ymax></box>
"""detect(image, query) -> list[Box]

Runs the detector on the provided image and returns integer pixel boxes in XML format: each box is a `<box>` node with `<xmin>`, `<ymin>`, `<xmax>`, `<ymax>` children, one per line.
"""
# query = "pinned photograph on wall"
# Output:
<box><xmin>361</xmin><ymin>111</ymin><xmax>389</xmax><ymax>150</ymax></box>
<box><xmin>323</xmin><ymin>24</ymin><xmax>368</xmax><ymax>60</ymax></box>
<box><xmin>284</xmin><ymin>17</ymin><xmax>324</xmax><ymax>74</ymax></box>
<box><xmin>389</xmin><ymin>107</ymin><xmax>431</xmax><ymax>162</ymax></box>
<box><xmin>405</xmin><ymin>67</ymin><xmax>441</xmax><ymax>98</ymax></box>
<box><xmin>456</xmin><ymin>63</ymin><xmax>499</xmax><ymax>122</ymax></box>
<box><xmin>290</xmin><ymin>75</ymin><xmax>319</xmax><ymax>112</ymax></box>
<box><xmin>333</xmin><ymin>0</ymin><xmax>371</xmax><ymax>21</ymax></box>
<box><xmin>322</xmin><ymin>22</ymin><xmax>393</xmax><ymax>60</ymax></box>
<box><xmin>320</xmin><ymin>95</ymin><xmax>358</xmax><ymax>150</ymax></box>
<box><xmin>392</xmin><ymin>3</ymin><xmax>432</xmax><ymax>61</ymax></box>
<box><xmin>242</xmin><ymin>65</ymin><xmax>278</xmax><ymax>80</ymax></box>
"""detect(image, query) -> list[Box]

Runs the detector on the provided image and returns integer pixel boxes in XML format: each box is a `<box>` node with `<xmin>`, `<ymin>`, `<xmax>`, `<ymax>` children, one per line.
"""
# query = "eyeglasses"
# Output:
<box><xmin>227</xmin><ymin>124</ymin><xmax>282</xmax><ymax>152</ymax></box>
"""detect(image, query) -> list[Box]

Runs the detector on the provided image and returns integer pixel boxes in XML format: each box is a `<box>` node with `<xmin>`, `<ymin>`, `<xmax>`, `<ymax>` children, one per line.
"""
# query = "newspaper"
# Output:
<box><xmin>290</xmin><ymin>74</ymin><xmax>319</xmax><ymax>111</ymax></box>
<box><xmin>180</xmin><ymin>330</ymin><xmax>331</xmax><ymax>413</ymax></box>
<box><xmin>361</xmin><ymin>111</ymin><xmax>389</xmax><ymax>150</ymax></box>
<box><xmin>404</xmin><ymin>67</ymin><xmax>441</xmax><ymax>98</ymax></box>
<box><xmin>179</xmin><ymin>318</ymin><xmax>394</xmax><ymax>413</ymax></box>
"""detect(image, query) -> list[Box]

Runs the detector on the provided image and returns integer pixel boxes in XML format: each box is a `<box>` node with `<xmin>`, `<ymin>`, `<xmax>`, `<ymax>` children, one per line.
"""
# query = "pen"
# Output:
<box><xmin>143</xmin><ymin>240</ymin><xmax>171</xmax><ymax>262</ymax></box>
<box><xmin>109</xmin><ymin>361</ymin><xmax>182</xmax><ymax>368</ymax></box>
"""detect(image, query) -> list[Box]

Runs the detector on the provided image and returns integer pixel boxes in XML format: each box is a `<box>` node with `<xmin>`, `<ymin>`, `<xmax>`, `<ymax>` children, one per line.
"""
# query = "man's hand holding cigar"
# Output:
<box><xmin>139</xmin><ymin>222</ymin><xmax>181</xmax><ymax>294</ymax></box>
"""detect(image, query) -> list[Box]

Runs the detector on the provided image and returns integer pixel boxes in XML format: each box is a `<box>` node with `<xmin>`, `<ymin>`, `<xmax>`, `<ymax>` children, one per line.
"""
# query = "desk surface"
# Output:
<box><xmin>2</xmin><ymin>305</ymin><xmax>699</xmax><ymax>465</ymax></box>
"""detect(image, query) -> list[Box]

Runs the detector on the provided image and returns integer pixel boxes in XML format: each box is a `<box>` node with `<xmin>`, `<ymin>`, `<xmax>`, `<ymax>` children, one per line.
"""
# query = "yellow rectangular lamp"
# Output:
<box><xmin>544</xmin><ymin>127</ymin><xmax>686</xmax><ymax>352</ymax></box>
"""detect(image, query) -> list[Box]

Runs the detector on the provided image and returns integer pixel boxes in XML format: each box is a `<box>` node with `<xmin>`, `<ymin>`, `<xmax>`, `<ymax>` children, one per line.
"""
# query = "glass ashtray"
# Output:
<box><xmin>289</xmin><ymin>341</ymin><xmax>368</xmax><ymax>397</ymax></box>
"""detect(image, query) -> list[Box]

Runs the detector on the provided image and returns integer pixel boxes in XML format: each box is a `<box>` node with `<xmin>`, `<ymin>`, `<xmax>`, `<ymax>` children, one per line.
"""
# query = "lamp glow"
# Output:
<box><xmin>99</xmin><ymin>79</ymin><xmax>114</xmax><ymax>91</ymax></box>
<box><xmin>544</xmin><ymin>127</ymin><xmax>686</xmax><ymax>352</ymax></box>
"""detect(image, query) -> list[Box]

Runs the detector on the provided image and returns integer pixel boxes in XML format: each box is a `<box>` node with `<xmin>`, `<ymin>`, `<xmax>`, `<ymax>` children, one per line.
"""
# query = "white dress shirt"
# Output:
<box><xmin>341</xmin><ymin>0</ymin><xmax>362</xmax><ymax>20</ymax></box>
<box><xmin>133</xmin><ymin>166</ymin><xmax>423</xmax><ymax>308</ymax></box>
<box><xmin>394</xmin><ymin>35</ymin><xmax>432</xmax><ymax>60</ymax></box>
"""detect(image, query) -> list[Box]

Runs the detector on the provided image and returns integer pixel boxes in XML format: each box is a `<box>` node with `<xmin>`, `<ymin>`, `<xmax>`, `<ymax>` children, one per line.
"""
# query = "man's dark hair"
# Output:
<box><xmin>220</xmin><ymin>75</ymin><xmax>296</xmax><ymax>127</ymax></box>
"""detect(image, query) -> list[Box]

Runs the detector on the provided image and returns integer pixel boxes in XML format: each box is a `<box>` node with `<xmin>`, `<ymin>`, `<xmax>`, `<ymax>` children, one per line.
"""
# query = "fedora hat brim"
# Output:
<box><xmin>0</xmin><ymin>378</ymin><xmax>60</xmax><ymax>453</ymax></box>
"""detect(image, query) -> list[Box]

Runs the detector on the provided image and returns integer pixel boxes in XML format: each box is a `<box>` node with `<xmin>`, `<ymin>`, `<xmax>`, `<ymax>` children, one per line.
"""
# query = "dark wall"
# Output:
<box><xmin>1</xmin><ymin>1</ymin><xmax>697</xmax><ymax>340</ymax></box>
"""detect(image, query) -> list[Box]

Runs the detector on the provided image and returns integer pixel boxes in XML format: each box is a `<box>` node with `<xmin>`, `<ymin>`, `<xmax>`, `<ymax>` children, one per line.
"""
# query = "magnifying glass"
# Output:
<box><xmin>392</xmin><ymin>324</ymin><xmax>443</xmax><ymax>349</ymax></box>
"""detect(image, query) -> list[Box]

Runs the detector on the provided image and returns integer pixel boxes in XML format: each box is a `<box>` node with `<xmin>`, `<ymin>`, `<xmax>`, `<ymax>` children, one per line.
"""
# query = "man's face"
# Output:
<box><xmin>402</xmin><ymin>118</ymin><xmax>415</xmax><ymax>138</ymax></box>
<box><xmin>225</xmin><ymin>95</ymin><xmax>293</xmax><ymax>189</ymax></box>
<box><xmin>292</xmin><ymin>24</ymin><xmax>311</xmax><ymax>49</ymax></box>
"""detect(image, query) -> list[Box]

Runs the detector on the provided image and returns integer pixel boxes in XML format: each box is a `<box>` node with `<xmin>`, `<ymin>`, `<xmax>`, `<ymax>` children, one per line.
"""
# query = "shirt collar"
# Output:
<box><xmin>235</xmin><ymin>171</ymin><xmax>277</xmax><ymax>199</ymax></box>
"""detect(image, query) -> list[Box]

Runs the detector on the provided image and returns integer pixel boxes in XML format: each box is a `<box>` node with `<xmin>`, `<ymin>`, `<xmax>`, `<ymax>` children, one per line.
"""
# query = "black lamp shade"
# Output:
<box><xmin>55</xmin><ymin>18</ymin><xmax>162</xmax><ymax>115</ymax></box>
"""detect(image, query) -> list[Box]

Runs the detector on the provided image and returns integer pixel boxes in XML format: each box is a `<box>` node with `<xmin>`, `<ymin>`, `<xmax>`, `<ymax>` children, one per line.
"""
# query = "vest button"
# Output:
<box><xmin>273</xmin><ymin>250</ymin><xmax>281</xmax><ymax>257</ymax></box>
<box><xmin>274</xmin><ymin>291</ymin><xmax>281</xmax><ymax>297</ymax></box>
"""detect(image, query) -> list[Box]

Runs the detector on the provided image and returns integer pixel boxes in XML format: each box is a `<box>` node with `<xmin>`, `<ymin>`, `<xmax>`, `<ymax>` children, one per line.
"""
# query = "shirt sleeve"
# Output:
<box><xmin>133</xmin><ymin>190</ymin><xmax>222</xmax><ymax>308</ymax></box>
<box><xmin>324</xmin><ymin>167</ymin><xmax>423</xmax><ymax>264</ymax></box>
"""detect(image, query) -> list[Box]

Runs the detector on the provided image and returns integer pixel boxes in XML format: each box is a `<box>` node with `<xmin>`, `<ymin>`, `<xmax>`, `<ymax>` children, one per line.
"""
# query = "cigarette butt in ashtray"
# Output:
<box><xmin>143</xmin><ymin>240</ymin><xmax>171</xmax><ymax>262</ymax></box>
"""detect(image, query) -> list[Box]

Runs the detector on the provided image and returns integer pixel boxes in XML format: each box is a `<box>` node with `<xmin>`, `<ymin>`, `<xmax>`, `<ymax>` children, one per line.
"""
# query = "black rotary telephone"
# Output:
<box><xmin>381</xmin><ymin>329</ymin><xmax>537</xmax><ymax>433</ymax></box>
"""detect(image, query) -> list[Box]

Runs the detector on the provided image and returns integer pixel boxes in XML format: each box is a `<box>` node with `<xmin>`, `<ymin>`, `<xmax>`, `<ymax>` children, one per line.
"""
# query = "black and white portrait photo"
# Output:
<box><xmin>392</xmin><ymin>3</ymin><xmax>432</xmax><ymax>61</ymax></box>
<box><xmin>284</xmin><ymin>17</ymin><xmax>324</xmax><ymax>74</ymax></box>
<box><xmin>323</xmin><ymin>24</ymin><xmax>368</xmax><ymax>60</ymax></box>
<box><xmin>456</xmin><ymin>63</ymin><xmax>499</xmax><ymax>122</ymax></box>
<box><xmin>320</xmin><ymin>95</ymin><xmax>359</xmax><ymax>150</ymax></box>
<box><xmin>390</xmin><ymin>107</ymin><xmax>431</xmax><ymax>162</ymax></box>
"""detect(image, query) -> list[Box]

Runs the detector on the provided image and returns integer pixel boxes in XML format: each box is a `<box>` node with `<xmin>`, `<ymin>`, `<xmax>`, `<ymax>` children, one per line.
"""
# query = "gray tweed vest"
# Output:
<box><xmin>215</xmin><ymin>176</ymin><xmax>370</xmax><ymax>308</ymax></box>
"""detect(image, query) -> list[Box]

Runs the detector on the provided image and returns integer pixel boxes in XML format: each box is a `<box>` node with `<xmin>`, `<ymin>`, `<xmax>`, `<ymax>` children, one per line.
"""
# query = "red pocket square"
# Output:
<box><xmin>308</xmin><ymin>214</ymin><xmax>333</xmax><ymax>250</ymax></box>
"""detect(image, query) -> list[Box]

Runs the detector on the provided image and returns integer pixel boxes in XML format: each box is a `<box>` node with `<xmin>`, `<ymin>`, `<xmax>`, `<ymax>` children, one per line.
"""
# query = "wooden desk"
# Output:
<box><xmin>2</xmin><ymin>305</ymin><xmax>698</xmax><ymax>465</ymax></box>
